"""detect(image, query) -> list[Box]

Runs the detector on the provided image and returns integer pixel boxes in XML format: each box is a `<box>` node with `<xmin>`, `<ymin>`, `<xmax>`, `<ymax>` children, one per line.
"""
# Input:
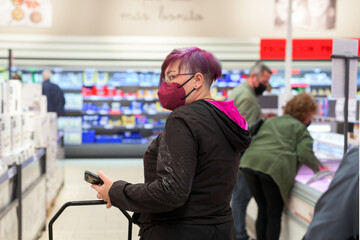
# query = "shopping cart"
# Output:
<box><xmin>48</xmin><ymin>200</ymin><xmax>133</xmax><ymax>240</ymax></box>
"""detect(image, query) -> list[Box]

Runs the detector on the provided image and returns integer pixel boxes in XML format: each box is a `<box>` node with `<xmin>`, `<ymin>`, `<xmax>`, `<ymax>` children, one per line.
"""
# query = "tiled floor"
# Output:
<box><xmin>39</xmin><ymin>159</ymin><xmax>144</xmax><ymax>240</ymax></box>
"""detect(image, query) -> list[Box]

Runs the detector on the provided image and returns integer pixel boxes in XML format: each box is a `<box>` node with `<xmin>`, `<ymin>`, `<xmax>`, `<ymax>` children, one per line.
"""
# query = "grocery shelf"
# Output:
<box><xmin>82</xmin><ymin>96</ymin><xmax>160</xmax><ymax>102</ymax></box>
<box><xmin>82</xmin><ymin>125</ymin><xmax>165</xmax><ymax>131</ymax></box>
<box><xmin>65</xmin><ymin>143</ymin><xmax>149</xmax><ymax>158</ymax></box>
<box><xmin>0</xmin><ymin>148</ymin><xmax>47</xmax><ymax>240</ymax></box>
<box><xmin>21</xmin><ymin>148</ymin><xmax>45</xmax><ymax>169</ymax></box>
<box><xmin>65</xmin><ymin>109</ymin><xmax>169</xmax><ymax>116</ymax></box>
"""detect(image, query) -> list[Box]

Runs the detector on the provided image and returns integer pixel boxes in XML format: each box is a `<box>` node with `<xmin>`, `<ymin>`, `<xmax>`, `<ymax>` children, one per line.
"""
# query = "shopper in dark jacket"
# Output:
<box><xmin>303</xmin><ymin>146</ymin><xmax>359</xmax><ymax>240</ymax></box>
<box><xmin>42</xmin><ymin>69</ymin><xmax>65</xmax><ymax>116</ymax></box>
<box><xmin>92</xmin><ymin>47</ymin><xmax>251</xmax><ymax>240</ymax></box>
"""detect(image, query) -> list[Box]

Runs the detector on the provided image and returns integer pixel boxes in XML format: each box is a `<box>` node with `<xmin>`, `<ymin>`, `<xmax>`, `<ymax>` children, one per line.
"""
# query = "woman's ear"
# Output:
<box><xmin>194</xmin><ymin>72</ymin><xmax>204</xmax><ymax>89</ymax></box>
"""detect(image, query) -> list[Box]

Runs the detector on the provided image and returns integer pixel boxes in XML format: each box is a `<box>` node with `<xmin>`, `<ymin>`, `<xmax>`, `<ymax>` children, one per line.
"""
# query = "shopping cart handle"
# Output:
<box><xmin>48</xmin><ymin>200</ymin><xmax>132</xmax><ymax>240</ymax></box>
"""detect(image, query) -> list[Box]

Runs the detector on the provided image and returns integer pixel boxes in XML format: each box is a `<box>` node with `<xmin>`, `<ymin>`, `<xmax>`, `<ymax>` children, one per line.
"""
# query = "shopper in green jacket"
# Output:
<box><xmin>240</xmin><ymin>92</ymin><xmax>323</xmax><ymax>240</ymax></box>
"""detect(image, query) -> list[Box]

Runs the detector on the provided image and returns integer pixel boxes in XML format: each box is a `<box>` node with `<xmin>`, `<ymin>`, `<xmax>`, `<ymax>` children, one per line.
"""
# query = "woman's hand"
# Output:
<box><xmin>319</xmin><ymin>165</ymin><xmax>330</xmax><ymax>171</ymax></box>
<box><xmin>91</xmin><ymin>171</ymin><xmax>114</xmax><ymax>208</ymax></box>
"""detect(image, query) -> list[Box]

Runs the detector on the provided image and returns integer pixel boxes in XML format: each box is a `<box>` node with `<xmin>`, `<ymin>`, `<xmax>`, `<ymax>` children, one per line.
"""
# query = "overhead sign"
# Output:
<box><xmin>260</xmin><ymin>38</ymin><xmax>360</xmax><ymax>60</ymax></box>
<box><xmin>331</xmin><ymin>38</ymin><xmax>359</xmax><ymax>99</ymax></box>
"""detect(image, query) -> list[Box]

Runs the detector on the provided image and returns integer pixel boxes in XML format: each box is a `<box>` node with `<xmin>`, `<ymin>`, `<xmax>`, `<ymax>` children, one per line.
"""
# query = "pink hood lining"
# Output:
<box><xmin>205</xmin><ymin>100</ymin><xmax>248</xmax><ymax>130</ymax></box>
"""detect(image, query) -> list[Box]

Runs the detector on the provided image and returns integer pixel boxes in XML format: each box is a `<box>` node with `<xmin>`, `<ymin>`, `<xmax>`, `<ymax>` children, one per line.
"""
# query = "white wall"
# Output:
<box><xmin>0</xmin><ymin>0</ymin><xmax>359</xmax><ymax>38</ymax></box>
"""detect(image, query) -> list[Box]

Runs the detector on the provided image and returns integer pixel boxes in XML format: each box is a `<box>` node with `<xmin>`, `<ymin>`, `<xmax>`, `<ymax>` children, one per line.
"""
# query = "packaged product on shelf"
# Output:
<box><xmin>121</xmin><ymin>115</ymin><xmax>136</xmax><ymax>127</ymax></box>
<box><xmin>64</xmin><ymin>131</ymin><xmax>82</xmax><ymax>145</ymax></box>
<box><xmin>82</xmin><ymin>130</ymin><xmax>96</xmax><ymax>144</ymax></box>
<box><xmin>7</xmin><ymin>80</ymin><xmax>22</xmax><ymax>114</ymax></box>
<box><xmin>136</xmin><ymin>115</ymin><xmax>149</xmax><ymax>127</ymax></box>
<box><xmin>144</xmin><ymin>89</ymin><xmax>156</xmax><ymax>100</ymax></box>
<box><xmin>82</xmin><ymin>115</ymin><xmax>100</xmax><ymax>128</ymax></box>
<box><xmin>40</xmin><ymin>95</ymin><xmax>48</xmax><ymax>116</ymax></box>
<box><xmin>0</xmin><ymin>79</ymin><xmax>4</xmax><ymax>114</ymax></box>
<box><xmin>137</xmin><ymin>89</ymin><xmax>145</xmax><ymax>98</ymax></box>
<box><xmin>107</xmin><ymin>86</ymin><xmax>117</xmax><ymax>96</ymax></box>
<box><xmin>47</xmin><ymin>113</ymin><xmax>58</xmax><ymax>144</ymax></box>
<box><xmin>124</xmin><ymin>71</ymin><xmax>139</xmax><ymax>86</ymax></box>
<box><xmin>69</xmin><ymin>72</ymin><xmax>83</xmax><ymax>89</ymax></box>
<box><xmin>138</xmin><ymin>72</ymin><xmax>153</xmax><ymax>87</ymax></box>
<box><xmin>33</xmin><ymin>72</ymin><xmax>43</xmax><ymax>83</ymax></box>
<box><xmin>325</xmin><ymin>88</ymin><xmax>331</xmax><ymax>96</ymax></box>
<box><xmin>155</xmin><ymin>101</ymin><xmax>169</xmax><ymax>113</ymax></box>
<box><xmin>81</xmin><ymin>86</ymin><xmax>93</xmax><ymax>97</ymax></box>
<box><xmin>143</xmin><ymin>103</ymin><xmax>157</xmax><ymax>115</ymax></box>
<box><xmin>130</xmin><ymin>101</ymin><xmax>143</xmax><ymax>115</ymax></box>
<box><xmin>83</xmin><ymin>71</ymin><xmax>97</xmax><ymax>86</ymax></box>
<box><xmin>109</xmin><ymin>102</ymin><xmax>121</xmax><ymax>115</ymax></box>
<box><xmin>34</xmin><ymin>114</ymin><xmax>49</xmax><ymax>148</ymax></box>
<box><xmin>95</xmin><ymin>135</ymin><xmax>122</xmax><ymax>143</ymax></box>
<box><xmin>99</xmin><ymin>103</ymin><xmax>111</xmax><ymax>113</ymax></box>
<box><xmin>124</xmin><ymin>92</ymin><xmax>137</xmax><ymax>101</ymax></box>
<box><xmin>21</xmin><ymin>83</ymin><xmax>42</xmax><ymax>112</ymax></box>
<box><xmin>111</xmin><ymin>72</ymin><xmax>127</xmax><ymax>87</ymax></box>
<box><xmin>10</xmin><ymin>114</ymin><xmax>22</xmax><ymax>153</ymax></box>
<box><xmin>64</xmin><ymin>93</ymin><xmax>83</xmax><ymax>111</ymax></box>
<box><xmin>96</xmin><ymin>72</ymin><xmax>109</xmax><ymax>88</ymax></box>
<box><xmin>2</xmin><ymin>82</ymin><xmax>9</xmax><ymax>114</ymax></box>
<box><xmin>99</xmin><ymin>115</ymin><xmax>110</xmax><ymax>127</ymax></box>
<box><xmin>46</xmin><ymin>141</ymin><xmax>58</xmax><ymax>175</ymax></box>
<box><xmin>228</xmin><ymin>71</ymin><xmax>242</xmax><ymax>87</ymax></box>
<box><xmin>123</xmin><ymin>131</ymin><xmax>142</xmax><ymax>141</ymax></box>
<box><xmin>152</xmin><ymin>72</ymin><xmax>161</xmax><ymax>86</ymax></box>
<box><xmin>58</xmin><ymin>117</ymin><xmax>82</xmax><ymax>131</ymax></box>
<box><xmin>1</xmin><ymin>115</ymin><xmax>12</xmax><ymax>157</ymax></box>
<box><xmin>108</xmin><ymin>119</ymin><xmax>121</xmax><ymax>127</ymax></box>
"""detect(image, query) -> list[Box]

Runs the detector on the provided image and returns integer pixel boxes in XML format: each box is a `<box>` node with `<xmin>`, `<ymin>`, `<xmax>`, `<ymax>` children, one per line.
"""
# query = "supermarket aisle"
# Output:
<box><xmin>39</xmin><ymin>159</ymin><xmax>144</xmax><ymax>240</ymax></box>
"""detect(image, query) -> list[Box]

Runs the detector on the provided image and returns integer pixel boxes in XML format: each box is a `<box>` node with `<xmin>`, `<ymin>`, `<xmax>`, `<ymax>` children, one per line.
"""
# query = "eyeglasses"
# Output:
<box><xmin>163</xmin><ymin>73</ymin><xmax>196</xmax><ymax>83</ymax></box>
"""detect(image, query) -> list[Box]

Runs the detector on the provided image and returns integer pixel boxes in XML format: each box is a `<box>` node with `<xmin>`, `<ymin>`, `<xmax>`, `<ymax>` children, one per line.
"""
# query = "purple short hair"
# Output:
<box><xmin>160</xmin><ymin>47</ymin><xmax>222</xmax><ymax>87</ymax></box>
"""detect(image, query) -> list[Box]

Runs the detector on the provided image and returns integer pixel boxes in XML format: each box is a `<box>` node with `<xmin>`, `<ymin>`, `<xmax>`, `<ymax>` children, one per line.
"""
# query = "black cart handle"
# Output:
<box><xmin>48</xmin><ymin>200</ymin><xmax>132</xmax><ymax>240</ymax></box>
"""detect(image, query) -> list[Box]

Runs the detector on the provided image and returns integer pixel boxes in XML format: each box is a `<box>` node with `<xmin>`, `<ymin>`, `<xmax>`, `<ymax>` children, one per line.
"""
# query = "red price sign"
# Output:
<box><xmin>292</xmin><ymin>39</ymin><xmax>332</xmax><ymax>60</ymax></box>
<box><xmin>260</xmin><ymin>38</ymin><xmax>360</xmax><ymax>60</ymax></box>
<box><xmin>260</xmin><ymin>39</ymin><xmax>286</xmax><ymax>60</ymax></box>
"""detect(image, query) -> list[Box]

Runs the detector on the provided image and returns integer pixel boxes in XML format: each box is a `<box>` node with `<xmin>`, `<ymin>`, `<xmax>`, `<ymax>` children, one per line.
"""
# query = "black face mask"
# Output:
<box><xmin>254</xmin><ymin>83</ymin><xmax>267</xmax><ymax>96</ymax></box>
<box><xmin>306</xmin><ymin>121</ymin><xmax>312</xmax><ymax>127</ymax></box>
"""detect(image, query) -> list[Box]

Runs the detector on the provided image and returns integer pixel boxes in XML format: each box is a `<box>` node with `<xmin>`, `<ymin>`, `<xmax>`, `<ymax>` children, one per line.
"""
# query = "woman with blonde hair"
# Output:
<box><xmin>239</xmin><ymin>92</ymin><xmax>323</xmax><ymax>240</ymax></box>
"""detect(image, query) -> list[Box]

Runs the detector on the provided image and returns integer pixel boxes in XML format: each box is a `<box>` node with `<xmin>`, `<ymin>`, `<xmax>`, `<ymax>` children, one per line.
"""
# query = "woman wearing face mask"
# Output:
<box><xmin>239</xmin><ymin>92</ymin><xmax>324</xmax><ymax>240</ymax></box>
<box><xmin>91</xmin><ymin>47</ymin><xmax>251</xmax><ymax>240</ymax></box>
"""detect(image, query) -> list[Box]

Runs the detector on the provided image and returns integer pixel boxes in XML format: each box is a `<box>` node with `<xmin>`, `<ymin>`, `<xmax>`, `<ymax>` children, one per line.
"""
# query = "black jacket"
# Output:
<box><xmin>109</xmin><ymin>100</ymin><xmax>251</xmax><ymax>232</ymax></box>
<box><xmin>42</xmin><ymin>80</ymin><xmax>65</xmax><ymax>116</ymax></box>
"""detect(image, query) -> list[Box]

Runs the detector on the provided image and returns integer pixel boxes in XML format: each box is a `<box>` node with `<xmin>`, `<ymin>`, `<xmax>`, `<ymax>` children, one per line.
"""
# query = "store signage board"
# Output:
<box><xmin>260</xmin><ymin>39</ymin><xmax>360</xmax><ymax>60</ymax></box>
<box><xmin>0</xmin><ymin>0</ymin><xmax>52</xmax><ymax>27</ymax></box>
<box><xmin>331</xmin><ymin>38</ymin><xmax>358</xmax><ymax>99</ymax></box>
<box><xmin>335</xmin><ymin>98</ymin><xmax>357</xmax><ymax>122</ymax></box>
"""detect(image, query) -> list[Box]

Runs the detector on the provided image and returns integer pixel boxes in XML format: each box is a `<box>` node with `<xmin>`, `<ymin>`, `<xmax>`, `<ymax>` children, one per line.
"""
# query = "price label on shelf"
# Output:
<box><xmin>99</xmin><ymin>110</ymin><xmax>108</xmax><ymax>115</ymax></box>
<box><xmin>7</xmin><ymin>166</ymin><xmax>16</xmax><ymax>179</ymax></box>
<box><xmin>144</xmin><ymin>123</ymin><xmax>154</xmax><ymax>129</ymax></box>
<box><xmin>86</xmin><ymin>110</ymin><xmax>96</xmax><ymax>115</ymax></box>
<box><xmin>144</xmin><ymin>97</ymin><xmax>155</xmax><ymax>101</ymax></box>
